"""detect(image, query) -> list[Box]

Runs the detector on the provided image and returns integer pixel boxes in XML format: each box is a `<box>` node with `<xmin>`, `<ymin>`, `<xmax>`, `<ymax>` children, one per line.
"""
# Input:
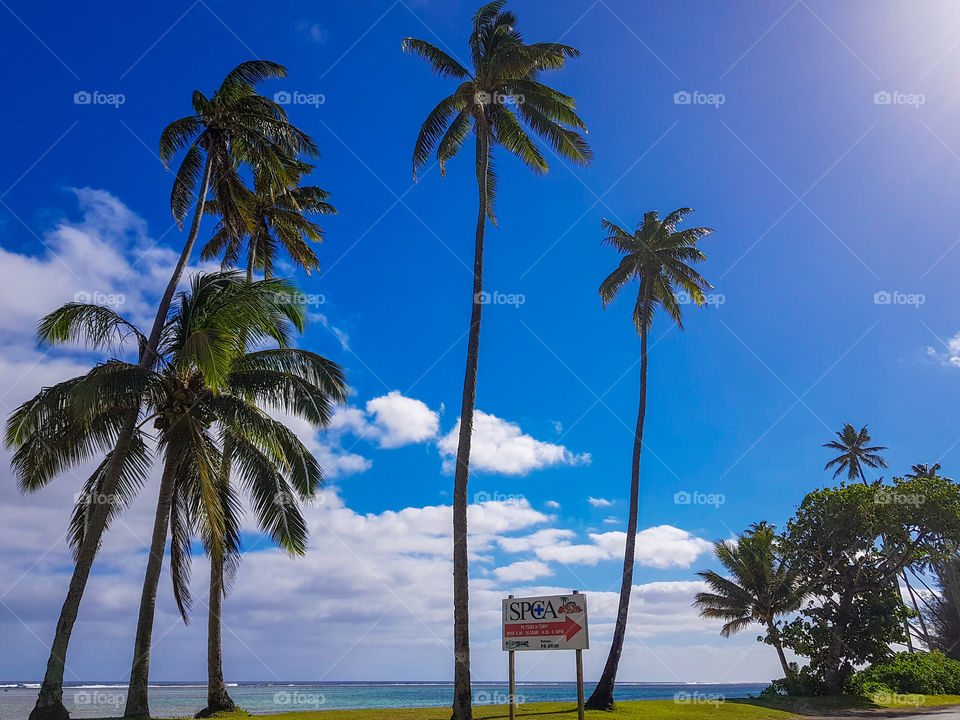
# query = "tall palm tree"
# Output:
<box><xmin>120</xmin><ymin>272</ymin><xmax>326</xmax><ymax>719</ymax></box>
<box><xmin>196</xmin><ymin>347</ymin><xmax>346</xmax><ymax>717</ymax></box>
<box><xmin>202</xmin><ymin>159</ymin><xmax>335</xmax><ymax>282</ymax></box>
<box><xmin>197</xmin><ymin>159</ymin><xmax>341</xmax><ymax>715</ymax></box>
<box><xmin>587</xmin><ymin>209</ymin><xmax>713</xmax><ymax>710</ymax></box>
<box><xmin>17</xmin><ymin>60</ymin><xmax>305</xmax><ymax>720</ymax></box>
<box><xmin>404</xmin><ymin>5</ymin><xmax>590</xmax><ymax>717</ymax></box>
<box><xmin>823</xmin><ymin>423</ymin><xmax>888</xmax><ymax>483</ymax></box>
<box><xmin>9</xmin><ymin>273</ymin><xmax>317</xmax><ymax>719</ymax></box>
<box><xmin>694</xmin><ymin>523</ymin><xmax>804</xmax><ymax>681</ymax></box>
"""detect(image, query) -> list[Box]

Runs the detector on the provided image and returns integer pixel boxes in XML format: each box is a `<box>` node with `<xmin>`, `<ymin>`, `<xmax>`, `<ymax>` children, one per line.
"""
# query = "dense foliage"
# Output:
<box><xmin>850</xmin><ymin>652</ymin><xmax>960</xmax><ymax>695</ymax></box>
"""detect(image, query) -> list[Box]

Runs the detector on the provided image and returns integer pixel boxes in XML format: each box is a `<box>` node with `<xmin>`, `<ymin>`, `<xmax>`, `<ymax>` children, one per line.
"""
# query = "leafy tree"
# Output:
<box><xmin>588</xmin><ymin>209</ymin><xmax>713</xmax><ymax>709</ymax></box>
<box><xmin>781</xmin><ymin>477</ymin><xmax>960</xmax><ymax>694</ymax></box>
<box><xmin>14</xmin><ymin>60</ymin><xmax>307</xmax><ymax>720</ymax></box>
<box><xmin>694</xmin><ymin>522</ymin><xmax>804</xmax><ymax>681</ymax></box>
<box><xmin>403</xmin><ymin>3</ymin><xmax>590</xmax><ymax>717</ymax></box>
<box><xmin>823</xmin><ymin>424</ymin><xmax>888</xmax><ymax>483</ymax></box>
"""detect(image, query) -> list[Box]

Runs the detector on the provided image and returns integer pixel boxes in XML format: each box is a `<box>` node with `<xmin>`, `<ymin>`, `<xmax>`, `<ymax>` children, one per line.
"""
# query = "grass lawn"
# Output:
<box><xmin>179</xmin><ymin>701</ymin><xmax>798</xmax><ymax>720</ymax></box>
<box><xmin>88</xmin><ymin>696</ymin><xmax>960</xmax><ymax>720</ymax></box>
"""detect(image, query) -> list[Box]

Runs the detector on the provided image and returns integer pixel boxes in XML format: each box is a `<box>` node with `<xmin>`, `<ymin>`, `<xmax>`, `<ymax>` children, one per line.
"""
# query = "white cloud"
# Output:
<box><xmin>496</xmin><ymin>528</ymin><xmax>576</xmax><ymax>553</ymax></box>
<box><xmin>587</xmin><ymin>496</ymin><xmax>613</xmax><ymax>507</ymax></box>
<box><xmin>438</xmin><ymin>410</ymin><xmax>591</xmax><ymax>475</ymax></box>
<box><xmin>926</xmin><ymin>333</ymin><xmax>960</xmax><ymax>367</ymax></box>
<box><xmin>0</xmin><ymin>187</ymin><xmax>179</xmax><ymax>341</ymax></box>
<box><xmin>535</xmin><ymin>525</ymin><xmax>712</xmax><ymax>569</ymax></box>
<box><xmin>545</xmin><ymin>500</ymin><xmax>561</xmax><ymax>509</ymax></box>
<box><xmin>492</xmin><ymin>560</ymin><xmax>552</xmax><ymax>583</ymax></box>
<box><xmin>366</xmin><ymin>391</ymin><xmax>440</xmax><ymax>448</ymax></box>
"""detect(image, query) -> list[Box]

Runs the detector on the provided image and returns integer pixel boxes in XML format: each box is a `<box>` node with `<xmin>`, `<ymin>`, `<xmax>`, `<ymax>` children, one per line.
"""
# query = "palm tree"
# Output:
<box><xmin>8</xmin><ymin>273</ymin><xmax>320</xmax><ymax>719</ymax></box>
<box><xmin>196</xmin><ymin>348</ymin><xmax>346</xmax><ymax>717</ymax></box>
<box><xmin>404</xmin><ymin>5</ymin><xmax>590</xmax><ymax>717</ymax></box>
<box><xmin>587</xmin><ymin>209</ymin><xmax>713</xmax><ymax>710</ymax></box>
<box><xmin>122</xmin><ymin>273</ymin><xmax>331</xmax><ymax>719</ymax></box>
<box><xmin>823</xmin><ymin>423</ymin><xmax>888</xmax><ymax>483</ymax></box>
<box><xmin>694</xmin><ymin>523</ymin><xmax>804</xmax><ymax>682</ymax></box>
<box><xmin>906</xmin><ymin>462</ymin><xmax>941</xmax><ymax>479</ymax></box>
<box><xmin>196</xmin><ymin>157</ymin><xmax>340</xmax><ymax>715</ymax></box>
<box><xmin>17</xmin><ymin>60</ymin><xmax>305</xmax><ymax>720</ymax></box>
<box><xmin>202</xmin><ymin>159</ymin><xmax>335</xmax><ymax>282</ymax></box>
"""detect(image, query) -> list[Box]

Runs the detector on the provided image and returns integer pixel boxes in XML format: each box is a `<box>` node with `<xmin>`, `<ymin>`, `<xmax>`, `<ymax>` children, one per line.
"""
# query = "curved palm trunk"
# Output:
<box><xmin>30</xmin><ymin>157</ymin><xmax>213</xmax><ymax>720</ymax></box>
<box><xmin>123</xmin><ymin>453</ymin><xmax>179</xmax><ymax>718</ymax></box>
<box><xmin>766</xmin><ymin>618</ymin><xmax>792</xmax><ymax>681</ymax></box>
<box><xmin>451</xmin><ymin>128</ymin><xmax>489</xmax><ymax>720</ymax></box>
<box><xmin>586</xmin><ymin>303</ymin><xmax>648</xmax><ymax>711</ymax></box>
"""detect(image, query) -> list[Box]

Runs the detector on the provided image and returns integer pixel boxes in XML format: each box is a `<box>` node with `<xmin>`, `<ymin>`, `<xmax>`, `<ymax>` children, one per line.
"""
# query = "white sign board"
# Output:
<box><xmin>502</xmin><ymin>594</ymin><xmax>589</xmax><ymax>651</ymax></box>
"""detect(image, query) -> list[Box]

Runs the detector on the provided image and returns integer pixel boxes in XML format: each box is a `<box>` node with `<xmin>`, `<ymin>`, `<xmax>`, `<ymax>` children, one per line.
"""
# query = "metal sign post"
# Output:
<box><xmin>502</xmin><ymin>591</ymin><xmax>588</xmax><ymax>719</ymax></box>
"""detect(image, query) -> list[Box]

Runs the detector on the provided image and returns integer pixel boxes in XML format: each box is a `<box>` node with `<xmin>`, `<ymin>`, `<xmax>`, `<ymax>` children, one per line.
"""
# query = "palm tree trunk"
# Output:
<box><xmin>198</xmin><ymin>432</ymin><xmax>237</xmax><ymax>718</ymax></box>
<box><xmin>123</xmin><ymin>453</ymin><xmax>178</xmax><ymax>718</ymax></box>
<box><xmin>586</xmin><ymin>296</ymin><xmax>649</xmax><ymax>711</ymax></box>
<box><xmin>196</xmin><ymin>547</ymin><xmax>236</xmax><ymax>717</ymax></box>
<box><xmin>29</xmin><ymin>156</ymin><xmax>214</xmax><ymax>720</ymax></box>
<box><xmin>450</xmin><ymin>128</ymin><xmax>490</xmax><ymax>720</ymax></box>
<box><xmin>766</xmin><ymin>618</ymin><xmax>792</xmax><ymax>682</ymax></box>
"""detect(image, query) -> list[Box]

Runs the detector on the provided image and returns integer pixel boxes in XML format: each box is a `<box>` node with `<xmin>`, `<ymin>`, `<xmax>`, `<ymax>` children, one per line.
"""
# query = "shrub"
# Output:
<box><xmin>851</xmin><ymin>651</ymin><xmax>960</xmax><ymax>695</ymax></box>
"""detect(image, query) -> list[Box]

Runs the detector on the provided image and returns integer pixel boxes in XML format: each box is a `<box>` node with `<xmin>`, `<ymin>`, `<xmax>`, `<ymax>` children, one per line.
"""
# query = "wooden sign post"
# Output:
<box><xmin>573</xmin><ymin>590</ymin><xmax>584</xmax><ymax>720</ymax></box>
<box><xmin>508</xmin><ymin>594</ymin><xmax>516</xmax><ymax>720</ymax></box>
<box><xmin>501</xmin><ymin>590</ymin><xmax>589</xmax><ymax>720</ymax></box>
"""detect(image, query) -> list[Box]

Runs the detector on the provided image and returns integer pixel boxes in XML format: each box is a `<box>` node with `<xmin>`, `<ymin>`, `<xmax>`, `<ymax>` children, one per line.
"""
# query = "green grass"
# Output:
<box><xmin>123</xmin><ymin>699</ymin><xmax>798</xmax><ymax>720</ymax></box>
<box><xmin>93</xmin><ymin>695</ymin><xmax>960</xmax><ymax>720</ymax></box>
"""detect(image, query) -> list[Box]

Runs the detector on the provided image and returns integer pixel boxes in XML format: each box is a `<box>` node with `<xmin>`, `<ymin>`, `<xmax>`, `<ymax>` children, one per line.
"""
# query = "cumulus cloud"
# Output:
<box><xmin>492</xmin><ymin>560</ymin><xmax>552</xmax><ymax>583</ymax></box>
<box><xmin>0</xmin><ymin>187</ymin><xmax>179</xmax><ymax>341</ymax></box>
<box><xmin>587</xmin><ymin>496</ymin><xmax>613</xmax><ymax>507</ymax></box>
<box><xmin>534</xmin><ymin>525</ymin><xmax>712</xmax><ymax>569</ymax></box>
<box><xmin>438</xmin><ymin>410</ymin><xmax>591</xmax><ymax>475</ymax></box>
<box><xmin>366</xmin><ymin>391</ymin><xmax>440</xmax><ymax>448</ymax></box>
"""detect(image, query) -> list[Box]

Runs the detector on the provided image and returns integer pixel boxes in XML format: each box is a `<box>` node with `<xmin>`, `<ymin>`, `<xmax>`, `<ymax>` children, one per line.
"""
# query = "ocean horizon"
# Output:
<box><xmin>0</xmin><ymin>681</ymin><xmax>771</xmax><ymax>717</ymax></box>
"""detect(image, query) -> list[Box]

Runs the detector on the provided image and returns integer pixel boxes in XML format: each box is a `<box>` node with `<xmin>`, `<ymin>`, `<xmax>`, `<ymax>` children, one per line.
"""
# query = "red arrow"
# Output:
<box><xmin>504</xmin><ymin>616</ymin><xmax>582</xmax><ymax>641</ymax></box>
<box><xmin>562</xmin><ymin>615</ymin><xmax>582</xmax><ymax>641</ymax></box>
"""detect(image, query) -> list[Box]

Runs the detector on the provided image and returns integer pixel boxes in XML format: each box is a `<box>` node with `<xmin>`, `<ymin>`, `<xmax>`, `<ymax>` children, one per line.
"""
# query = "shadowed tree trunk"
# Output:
<box><xmin>451</xmin><ymin>127</ymin><xmax>489</xmax><ymax>720</ymax></box>
<box><xmin>124</xmin><ymin>454</ymin><xmax>179</xmax><ymax>718</ymax></box>
<box><xmin>586</xmin><ymin>284</ymin><xmax>649</xmax><ymax>711</ymax></box>
<box><xmin>196</xmin><ymin>547</ymin><xmax>236</xmax><ymax>717</ymax></box>
<box><xmin>30</xmin><ymin>156</ymin><xmax>213</xmax><ymax>720</ymax></box>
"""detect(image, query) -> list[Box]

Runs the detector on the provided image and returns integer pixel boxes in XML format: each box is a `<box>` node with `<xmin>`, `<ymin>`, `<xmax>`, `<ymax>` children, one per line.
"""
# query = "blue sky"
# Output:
<box><xmin>2</xmin><ymin>0</ymin><xmax>960</xmax><ymax>686</ymax></box>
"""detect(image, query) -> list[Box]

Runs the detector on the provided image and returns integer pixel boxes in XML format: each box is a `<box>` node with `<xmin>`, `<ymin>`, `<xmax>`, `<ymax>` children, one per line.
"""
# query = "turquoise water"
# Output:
<box><xmin>0</xmin><ymin>682</ymin><xmax>769</xmax><ymax>718</ymax></box>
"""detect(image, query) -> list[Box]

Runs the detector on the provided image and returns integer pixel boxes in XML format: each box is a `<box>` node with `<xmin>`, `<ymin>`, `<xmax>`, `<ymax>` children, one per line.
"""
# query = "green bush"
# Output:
<box><xmin>851</xmin><ymin>651</ymin><xmax>960</xmax><ymax>695</ymax></box>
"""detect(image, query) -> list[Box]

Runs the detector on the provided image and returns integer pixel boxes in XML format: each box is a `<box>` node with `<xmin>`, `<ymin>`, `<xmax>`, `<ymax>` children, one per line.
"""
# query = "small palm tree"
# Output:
<box><xmin>202</xmin><ymin>159</ymin><xmax>336</xmax><ymax>282</ymax></box>
<box><xmin>823</xmin><ymin>423</ymin><xmax>888</xmax><ymax>484</ymax></box>
<box><xmin>19</xmin><ymin>60</ymin><xmax>309</xmax><ymax>720</ymax></box>
<box><xmin>906</xmin><ymin>462</ymin><xmax>941</xmax><ymax>479</ymax></box>
<box><xmin>587</xmin><ymin>209</ymin><xmax>713</xmax><ymax>710</ymax></box>
<box><xmin>694</xmin><ymin>523</ymin><xmax>804</xmax><ymax>681</ymax></box>
<box><xmin>404</xmin><ymin>5</ymin><xmax>590</xmax><ymax>717</ymax></box>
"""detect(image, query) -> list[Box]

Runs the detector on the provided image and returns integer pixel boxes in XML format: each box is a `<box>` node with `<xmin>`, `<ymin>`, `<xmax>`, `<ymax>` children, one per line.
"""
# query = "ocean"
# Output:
<box><xmin>0</xmin><ymin>681</ymin><xmax>770</xmax><ymax>718</ymax></box>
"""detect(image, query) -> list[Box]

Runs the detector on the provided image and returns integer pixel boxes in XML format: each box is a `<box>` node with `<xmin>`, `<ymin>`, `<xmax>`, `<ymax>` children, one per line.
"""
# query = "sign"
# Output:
<box><xmin>501</xmin><ymin>594</ymin><xmax>589</xmax><ymax>651</ymax></box>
